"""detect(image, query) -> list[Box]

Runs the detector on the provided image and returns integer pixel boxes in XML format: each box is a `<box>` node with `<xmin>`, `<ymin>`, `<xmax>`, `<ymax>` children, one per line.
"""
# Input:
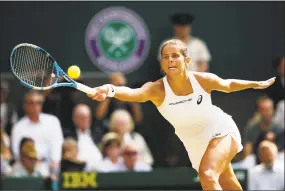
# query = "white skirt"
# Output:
<box><xmin>179</xmin><ymin>115</ymin><xmax>243</xmax><ymax>171</ymax></box>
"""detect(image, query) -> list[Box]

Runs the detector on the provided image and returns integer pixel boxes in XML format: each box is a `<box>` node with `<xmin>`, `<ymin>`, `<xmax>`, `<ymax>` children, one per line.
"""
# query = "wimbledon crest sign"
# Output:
<box><xmin>85</xmin><ymin>7</ymin><xmax>150</xmax><ymax>74</ymax></box>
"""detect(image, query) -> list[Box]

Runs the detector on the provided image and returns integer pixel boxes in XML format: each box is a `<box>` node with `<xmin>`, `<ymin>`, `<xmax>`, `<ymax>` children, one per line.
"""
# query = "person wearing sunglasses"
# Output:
<box><xmin>11</xmin><ymin>90</ymin><xmax>63</xmax><ymax>178</ymax></box>
<box><xmin>117</xmin><ymin>144</ymin><xmax>152</xmax><ymax>172</ymax></box>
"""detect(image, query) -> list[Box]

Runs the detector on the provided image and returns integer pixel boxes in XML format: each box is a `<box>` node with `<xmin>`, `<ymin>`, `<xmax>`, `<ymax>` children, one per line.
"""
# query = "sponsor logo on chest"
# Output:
<box><xmin>169</xmin><ymin>98</ymin><xmax>192</xmax><ymax>106</ymax></box>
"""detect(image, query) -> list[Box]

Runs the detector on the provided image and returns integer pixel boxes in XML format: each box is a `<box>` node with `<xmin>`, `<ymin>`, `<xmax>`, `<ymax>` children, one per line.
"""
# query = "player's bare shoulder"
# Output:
<box><xmin>192</xmin><ymin>72</ymin><xmax>217</xmax><ymax>93</ymax></box>
<box><xmin>142</xmin><ymin>79</ymin><xmax>165</xmax><ymax>106</ymax></box>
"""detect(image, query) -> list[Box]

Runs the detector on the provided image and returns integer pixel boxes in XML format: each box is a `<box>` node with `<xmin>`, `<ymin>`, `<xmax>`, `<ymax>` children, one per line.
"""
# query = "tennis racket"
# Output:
<box><xmin>10</xmin><ymin>43</ymin><xmax>96</xmax><ymax>94</ymax></box>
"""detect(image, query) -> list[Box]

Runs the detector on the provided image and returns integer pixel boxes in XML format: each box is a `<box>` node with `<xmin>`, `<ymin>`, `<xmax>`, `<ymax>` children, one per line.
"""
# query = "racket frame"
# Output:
<box><xmin>10</xmin><ymin>43</ymin><xmax>95</xmax><ymax>94</ymax></box>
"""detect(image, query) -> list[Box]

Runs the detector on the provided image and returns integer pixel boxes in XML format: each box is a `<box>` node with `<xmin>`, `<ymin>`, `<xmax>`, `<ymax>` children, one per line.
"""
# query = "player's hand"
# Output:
<box><xmin>87</xmin><ymin>85</ymin><xmax>108</xmax><ymax>101</ymax></box>
<box><xmin>253</xmin><ymin>77</ymin><xmax>276</xmax><ymax>89</ymax></box>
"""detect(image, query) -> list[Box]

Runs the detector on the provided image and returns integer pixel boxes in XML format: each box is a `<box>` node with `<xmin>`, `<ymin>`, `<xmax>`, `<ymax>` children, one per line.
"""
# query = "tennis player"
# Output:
<box><xmin>87</xmin><ymin>39</ymin><xmax>275</xmax><ymax>190</ymax></box>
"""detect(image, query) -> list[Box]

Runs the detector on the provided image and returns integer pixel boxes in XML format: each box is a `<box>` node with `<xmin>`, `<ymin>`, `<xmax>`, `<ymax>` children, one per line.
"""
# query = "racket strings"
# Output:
<box><xmin>12</xmin><ymin>46</ymin><xmax>56</xmax><ymax>88</ymax></box>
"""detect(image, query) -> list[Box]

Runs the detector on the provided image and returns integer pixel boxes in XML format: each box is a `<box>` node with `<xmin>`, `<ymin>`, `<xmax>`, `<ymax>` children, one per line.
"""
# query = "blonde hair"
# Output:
<box><xmin>109</xmin><ymin>109</ymin><xmax>134</xmax><ymax>133</ymax></box>
<box><xmin>99</xmin><ymin>132</ymin><xmax>122</xmax><ymax>151</ymax></box>
<box><xmin>62</xmin><ymin>137</ymin><xmax>77</xmax><ymax>160</ymax></box>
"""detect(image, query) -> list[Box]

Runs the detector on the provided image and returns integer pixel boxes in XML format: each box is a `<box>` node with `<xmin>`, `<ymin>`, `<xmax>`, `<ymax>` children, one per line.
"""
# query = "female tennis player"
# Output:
<box><xmin>87</xmin><ymin>39</ymin><xmax>275</xmax><ymax>190</ymax></box>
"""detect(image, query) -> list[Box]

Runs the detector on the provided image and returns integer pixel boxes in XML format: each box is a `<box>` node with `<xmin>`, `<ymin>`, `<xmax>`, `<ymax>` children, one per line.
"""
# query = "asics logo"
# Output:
<box><xmin>197</xmin><ymin>95</ymin><xmax>203</xmax><ymax>105</ymax></box>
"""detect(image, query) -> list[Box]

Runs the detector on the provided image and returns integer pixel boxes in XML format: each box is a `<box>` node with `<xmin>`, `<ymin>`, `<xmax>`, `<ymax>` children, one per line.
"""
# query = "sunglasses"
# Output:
<box><xmin>104</xmin><ymin>140</ymin><xmax>120</xmax><ymax>148</ymax></box>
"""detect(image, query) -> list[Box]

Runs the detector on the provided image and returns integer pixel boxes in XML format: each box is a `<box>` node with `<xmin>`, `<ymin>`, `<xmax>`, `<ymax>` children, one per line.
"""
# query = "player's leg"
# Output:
<box><xmin>198</xmin><ymin>134</ymin><xmax>240</xmax><ymax>190</ymax></box>
<box><xmin>219</xmin><ymin>163</ymin><xmax>243</xmax><ymax>190</ymax></box>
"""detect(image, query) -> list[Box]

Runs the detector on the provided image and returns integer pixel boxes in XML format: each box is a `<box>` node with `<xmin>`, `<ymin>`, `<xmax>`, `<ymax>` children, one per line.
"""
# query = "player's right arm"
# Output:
<box><xmin>87</xmin><ymin>81</ymin><xmax>160</xmax><ymax>104</ymax></box>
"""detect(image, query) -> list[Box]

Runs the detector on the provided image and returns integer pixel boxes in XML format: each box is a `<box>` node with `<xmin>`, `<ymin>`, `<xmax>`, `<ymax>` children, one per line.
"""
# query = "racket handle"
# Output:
<box><xmin>76</xmin><ymin>82</ymin><xmax>96</xmax><ymax>94</ymax></box>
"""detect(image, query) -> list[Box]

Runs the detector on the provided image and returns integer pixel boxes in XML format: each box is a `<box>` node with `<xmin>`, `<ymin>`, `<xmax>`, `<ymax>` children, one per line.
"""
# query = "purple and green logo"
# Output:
<box><xmin>85</xmin><ymin>7</ymin><xmax>150</xmax><ymax>74</ymax></box>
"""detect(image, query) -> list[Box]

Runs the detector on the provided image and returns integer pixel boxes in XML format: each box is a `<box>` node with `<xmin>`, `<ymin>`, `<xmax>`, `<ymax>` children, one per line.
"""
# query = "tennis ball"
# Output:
<box><xmin>67</xmin><ymin>65</ymin><xmax>81</xmax><ymax>79</ymax></box>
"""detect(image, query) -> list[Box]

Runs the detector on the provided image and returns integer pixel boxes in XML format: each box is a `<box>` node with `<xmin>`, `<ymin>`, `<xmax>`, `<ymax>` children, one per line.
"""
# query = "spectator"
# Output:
<box><xmin>95</xmin><ymin>72</ymin><xmax>143</xmax><ymax>126</ymax></box>
<box><xmin>117</xmin><ymin>144</ymin><xmax>152</xmax><ymax>172</ymax></box>
<box><xmin>66</xmin><ymin>104</ymin><xmax>103</xmax><ymax>170</ymax></box>
<box><xmin>1</xmin><ymin>128</ymin><xmax>12</xmax><ymax>177</ymax></box>
<box><xmin>66</xmin><ymin>103</ymin><xmax>103</xmax><ymax>144</ymax></box>
<box><xmin>99</xmin><ymin>132</ymin><xmax>123</xmax><ymax>172</ymax></box>
<box><xmin>246</xmin><ymin>96</ymin><xmax>284</xmax><ymax>130</ymax></box>
<box><xmin>109</xmin><ymin>109</ymin><xmax>153</xmax><ymax>165</ymax></box>
<box><xmin>1</xmin><ymin>156</ymin><xmax>12</xmax><ymax>177</ymax></box>
<box><xmin>158</xmin><ymin>13</ymin><xmax>211</xmax><ymax>72</ymax></box>
<box><xmin>1</xmin><ymin>81</ymin><xmax>18</xmax><ymax>135</ymax></box>
<box><xmin>266</xmin><ymin>56</ymin><xmax>284</xmax><ymax>107</ymax></box>
<box><xmin>11</xmin><ymin>90</ymin><xmax>63</xmax><ymax>173</ymax></box>
<box><xmin>248</xmin><ymin>140</ymin><xmax>284</xmax><ymax>190</ymax></box>
<box><xmin>11</xmin><ymin>138</ymin><xmax>49</xmax><ymax>177</ymax></box>
<box><xmin>60</xmin><ymin>138</ymin><xmax>87</xmax><ymax>172</ymax></box>
<box><xmin>1</xmin><ymin>128</ymin><xmax>12</xmax><ymax>163</ymax></box>
<box><xmin>243</xmin><ymin>96</ymin><xmax>282</xmax><ymax>164</ymax></box>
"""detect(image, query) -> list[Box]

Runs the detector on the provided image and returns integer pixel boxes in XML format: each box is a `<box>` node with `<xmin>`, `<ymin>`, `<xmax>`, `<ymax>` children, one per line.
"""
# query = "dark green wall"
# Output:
<box><xmin>0</xmin><ymin>2</ymin><xmax>284</xmax><ymax>83</ymax></box>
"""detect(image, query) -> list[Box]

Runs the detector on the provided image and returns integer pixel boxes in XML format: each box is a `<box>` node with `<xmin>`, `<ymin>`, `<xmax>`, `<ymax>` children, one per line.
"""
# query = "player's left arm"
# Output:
<box><xmin>196</xmin><ymin>72</ymin><xmax>276</xmax><ymax>93</ymax></box>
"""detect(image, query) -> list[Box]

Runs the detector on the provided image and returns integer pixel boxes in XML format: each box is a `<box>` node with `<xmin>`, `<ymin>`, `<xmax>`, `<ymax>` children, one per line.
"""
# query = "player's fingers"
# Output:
<box><xmin>97</xmin><ymin>88</ymin><xmax>104</xmax><ymax>94</ymax></box>
<box><xmin>87</xmin><ymin>92</ymin><xmax>97</xmax><ymax>98</ymax></box>
<box><xmin>87</xmin><ymin>93</ymin><xmax>94</xmax><ymax>98</ymax></box>
<box><xmin>268</xmin><ymin>78</ymin><xmax>276</xmax><ymax>84</ymax></box>
<box><xmin>95</xmin><ymin>93</ymin><xmax>106</xmax><ymax>101</ymax></box>
<box><xmin>268</xmin><ymin>77</ymin><xmax>276</xmax><ymax>81</ymax></box>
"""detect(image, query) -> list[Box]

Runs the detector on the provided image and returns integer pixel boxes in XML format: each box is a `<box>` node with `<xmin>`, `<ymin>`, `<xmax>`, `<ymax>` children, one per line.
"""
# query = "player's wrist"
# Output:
<box><xmin>104</xmin><ymin>84</ymin><xmax>116</xmax><ymax>97</ymax></box>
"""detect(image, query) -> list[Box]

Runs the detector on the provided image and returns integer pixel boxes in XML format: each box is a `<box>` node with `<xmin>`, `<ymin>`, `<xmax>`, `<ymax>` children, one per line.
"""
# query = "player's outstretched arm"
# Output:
<box><xmin>199</xmin><ymin>72</ymin><xmax>276</xmax><ymax>93</ymax></box>
<box><xmin>87</xmin><ymin>82</ymin><xmax>155</xmax><ymax>103</ymax></box>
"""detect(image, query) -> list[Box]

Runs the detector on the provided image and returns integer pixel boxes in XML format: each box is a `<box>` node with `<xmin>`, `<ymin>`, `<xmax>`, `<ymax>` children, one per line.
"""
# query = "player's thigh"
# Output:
<box><xmin>219</xmin><ymin>163</ymin><xmax>242</xmax><ymax>190</ymax></box>
<box><xmin>198</xmin><ymin>134</ymin><xmax>240</xmax><ymax>176</ymax></box>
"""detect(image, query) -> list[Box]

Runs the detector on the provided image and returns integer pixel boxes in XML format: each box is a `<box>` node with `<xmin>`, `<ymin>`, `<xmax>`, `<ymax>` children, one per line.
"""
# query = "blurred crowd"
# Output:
<box><xmin>1</xmin><ymin>72</ymin><xmax>153</xmax><ymax>180</ymax></box>
<box><xmin>1</xmin><ymin>12</ymin><xmax>284</xmax><ymax>189</ymax></box>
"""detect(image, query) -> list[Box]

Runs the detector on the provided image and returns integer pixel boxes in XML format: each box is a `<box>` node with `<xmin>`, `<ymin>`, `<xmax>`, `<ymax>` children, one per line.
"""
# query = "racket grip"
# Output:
<box><xmin>76</xmin><ymin>83</ymin><xmax>96</xmax><ymax>94</ymax></box>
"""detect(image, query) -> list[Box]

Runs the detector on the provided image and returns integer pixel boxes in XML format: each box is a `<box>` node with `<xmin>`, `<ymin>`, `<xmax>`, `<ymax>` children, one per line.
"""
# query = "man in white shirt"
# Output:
<box><xmin>158</xmin><ymin>13</ymin><xmax>211</xmax><ymax>72</ymax></box>
<box><xmin>11</xmin><ymin>90</ymin><xmax>63</xmax><ymax>172</ymax></box>
<box><xmin>71</xmin><ymin>104</ymin><xmax>103</xmax><ymax>170</ymax></box>
<box><xmin>248</xmin><ymin>140</ymin><xmax>284</xmax><ymax>190</ymax></box>
<box><xmin>117</xmin><ymin>144</ymin><xmax>152</xmax><ymax>172</ymax></box>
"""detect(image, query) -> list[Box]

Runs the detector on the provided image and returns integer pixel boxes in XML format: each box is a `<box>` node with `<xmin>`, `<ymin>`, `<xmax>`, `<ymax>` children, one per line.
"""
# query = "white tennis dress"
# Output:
<box><xmin>157</xmin><ymin>72</ymin><xmax>243</xmax><ymax>171</ymax></box>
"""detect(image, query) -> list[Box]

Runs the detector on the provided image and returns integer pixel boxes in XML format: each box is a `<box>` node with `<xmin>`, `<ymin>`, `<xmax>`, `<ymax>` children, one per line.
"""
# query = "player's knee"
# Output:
<box><xmin>198</xmin><ymin>167</ymin><xmax>219</xmax><ymax>184</ymax></box>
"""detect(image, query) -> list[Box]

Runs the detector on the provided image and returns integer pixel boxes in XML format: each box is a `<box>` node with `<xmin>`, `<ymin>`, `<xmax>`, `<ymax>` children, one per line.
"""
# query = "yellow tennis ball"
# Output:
<box><xmin>67</xmin><ymin>65</ymin><xmax>81</xmax><ymax>79</ymax></box>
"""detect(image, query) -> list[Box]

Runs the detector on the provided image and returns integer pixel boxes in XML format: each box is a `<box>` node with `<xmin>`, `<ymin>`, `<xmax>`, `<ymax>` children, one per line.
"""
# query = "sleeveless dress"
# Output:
<box><xmin>157</xmin><ymin>72</ymin><xmax>243</xmax><ymax>171</ymax></box>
